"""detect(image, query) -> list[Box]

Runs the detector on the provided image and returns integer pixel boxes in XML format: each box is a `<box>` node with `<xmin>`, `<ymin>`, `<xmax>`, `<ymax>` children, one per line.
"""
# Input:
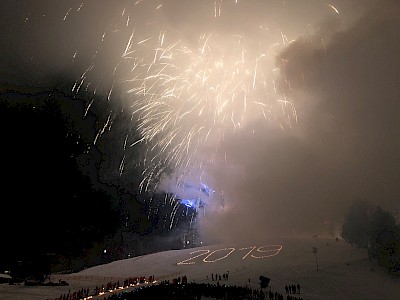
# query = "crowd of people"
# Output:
<box><xmin>51</xmin><ymin>275</ymin><xmax>308</xmax><ymax>300</ymax></box>
<box><xmin>50</xmin><ymin>275</ymin><xmax>155</xmax><ymax>300</ymax></box>
<box><xmin>209</xmin><ymin>272</ymin><xmax>229</xmax><ymax>281</ymax></box>
<box><xmin>99</xmin><ymin>280</ymin><xmax>266</xmax><ymax>300</ymax></box>
<box><xmin>266</xmin><ymin>289</ymin><xmax>305</xmax><ymax>300</ymax></box>
<box><xmin>51</xmin><ymin>287</ymin><xmax>90</xmax><ymax>300</ymax></box>
<box><xmin>285</xmin><ymin>283</ymin><xmax>301</xmax><ymax>295</ymax></box>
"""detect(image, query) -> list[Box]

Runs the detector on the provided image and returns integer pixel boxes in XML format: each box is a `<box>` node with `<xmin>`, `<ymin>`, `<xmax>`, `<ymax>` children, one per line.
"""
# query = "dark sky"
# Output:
<box><xmin>1</xmin><ymin>0</ymin><xmax>399</xmax><ymax>244</ymax></box>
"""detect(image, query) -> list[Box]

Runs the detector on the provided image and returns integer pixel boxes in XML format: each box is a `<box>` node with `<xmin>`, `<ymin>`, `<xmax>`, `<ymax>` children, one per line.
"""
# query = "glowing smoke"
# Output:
<box><xmin>3</xmin><ymin>0</ymin><xmax>399</xmax><ymax>244</ymax></box>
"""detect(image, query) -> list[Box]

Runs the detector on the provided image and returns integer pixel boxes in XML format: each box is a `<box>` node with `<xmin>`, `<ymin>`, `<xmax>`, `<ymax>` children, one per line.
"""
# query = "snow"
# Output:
<box><xmin>0</xmin><ymin>236</ymin><xmax>399</xmax><ymax>300</ymax></box>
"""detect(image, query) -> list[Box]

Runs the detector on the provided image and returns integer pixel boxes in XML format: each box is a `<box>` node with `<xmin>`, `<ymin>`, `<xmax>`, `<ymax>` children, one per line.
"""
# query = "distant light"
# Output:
<box><xmin>103</xmin><ymin>249</ymin><xmax>107</xmax><ymax>253</ymax></box>
<box><xmin>181</xmin><ymin>199</ymin><xmax>197</xmax><ymax>208</ymax></box>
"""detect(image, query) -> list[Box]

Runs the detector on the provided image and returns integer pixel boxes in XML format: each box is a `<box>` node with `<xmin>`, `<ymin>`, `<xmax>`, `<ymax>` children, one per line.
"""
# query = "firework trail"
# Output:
<box><xmin>22</xmin><ymin>0</ymin><xmax>341</xmax><ymax>230</ymax></box>
<box><xmin>66</xmin><ymin>0</ymin><xmax>301</xmax><ymax>192</ymax></box>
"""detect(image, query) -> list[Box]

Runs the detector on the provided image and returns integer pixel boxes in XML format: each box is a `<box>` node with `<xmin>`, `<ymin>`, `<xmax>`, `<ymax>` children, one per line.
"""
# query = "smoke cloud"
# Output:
<box><xmin>2</xmin><ymin>0</ymin><xmax>399</xmax><ymax>245</ymax></box>
<box><xmin>197</xmin><ymin>0</ymin><xmax>400</xmax><ymax>243</ymax></box>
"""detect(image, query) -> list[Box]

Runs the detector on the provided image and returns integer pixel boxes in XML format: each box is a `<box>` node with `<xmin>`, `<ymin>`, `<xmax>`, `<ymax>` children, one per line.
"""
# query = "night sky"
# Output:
<box><xmin>1</xmin><ymin>0</ymin><xmax>400</xmax><ymax>261</ymax></box>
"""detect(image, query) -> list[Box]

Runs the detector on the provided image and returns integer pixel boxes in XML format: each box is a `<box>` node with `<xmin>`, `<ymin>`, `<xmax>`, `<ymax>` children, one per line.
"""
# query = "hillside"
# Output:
<box><xmin>1</xmin><ymin>236</ymin><xmax>399</xmax><ymax>300</ymax></box>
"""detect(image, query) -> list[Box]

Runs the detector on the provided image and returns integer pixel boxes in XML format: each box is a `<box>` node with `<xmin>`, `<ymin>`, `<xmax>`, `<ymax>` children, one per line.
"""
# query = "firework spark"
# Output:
<box><xmin>81</xmin><ymin>0</ymin><xmax>302</xmax><ymax>193</ymax></box>
<box><xmin>58</xmin><ymin>2</ymin><xmax>299</xmax><ymax>186</ymax></box>
<box><xmin>23</xmin><ymin>0</ymin><xmax>339</xmax><ymax>229</ymax></box>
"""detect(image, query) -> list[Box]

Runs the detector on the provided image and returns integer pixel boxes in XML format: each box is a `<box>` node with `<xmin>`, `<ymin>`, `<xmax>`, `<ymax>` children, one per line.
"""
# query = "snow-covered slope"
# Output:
<box><xmin>1</xmin><ymin>236</ymin><xmax>399</xmax><ymax>300</ymax></box>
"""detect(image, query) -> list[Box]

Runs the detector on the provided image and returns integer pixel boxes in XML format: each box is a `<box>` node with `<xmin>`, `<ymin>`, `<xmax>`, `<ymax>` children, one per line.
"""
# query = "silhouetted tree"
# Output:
<box><xmin>378</xmin><ymin>239</ymin><xmax>400</xmax><ymax>273</ymax></box>
<box><xmin>341</xmin><ymin>200</ymin><xmax>374</xmax><ymax>248</ymax></box>
<box><xmin>341</xmin><ymin>200</ymin><xmax>400</xmax><ymax>273</ymax></box>
<box><xmin>0</xmin><ymin>88</ymin><xmax>119</xmax><ymax>278</ymax></box>
<box><xmin>368</xmin><ymin>206</ymin><xmax>400</xmax><ymax>248</ymax></box>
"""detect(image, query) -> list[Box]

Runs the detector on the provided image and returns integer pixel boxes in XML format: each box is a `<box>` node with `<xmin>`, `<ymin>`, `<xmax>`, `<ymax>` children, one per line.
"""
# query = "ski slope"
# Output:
<box><xmin>1</xmin><ymin>236</ymin><xmax>399</xmax><ymax>300</ymax></box>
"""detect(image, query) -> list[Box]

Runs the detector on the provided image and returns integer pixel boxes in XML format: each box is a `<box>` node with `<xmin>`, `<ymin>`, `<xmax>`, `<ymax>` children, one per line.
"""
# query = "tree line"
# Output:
<box><xmin>341</xmin><ymin>200</ymin><xmax>400</xmax><ymax>274</ymax></box>
<box><xmin>0</xmin><ymin>85</ymin><xmax>195</xmax><ymax>281</ymax></box>
<box><xmin>0</xmin><ymin>87</ymin><xmax>121</xmax><ymax>280</ymax></box>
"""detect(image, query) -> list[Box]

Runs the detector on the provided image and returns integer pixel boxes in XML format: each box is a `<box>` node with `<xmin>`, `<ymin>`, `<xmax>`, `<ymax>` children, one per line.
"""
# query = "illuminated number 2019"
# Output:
<box><xmin>176</xmin><ymin>245</ymin><xmax>283</xmax><ymax>265</ymax></box>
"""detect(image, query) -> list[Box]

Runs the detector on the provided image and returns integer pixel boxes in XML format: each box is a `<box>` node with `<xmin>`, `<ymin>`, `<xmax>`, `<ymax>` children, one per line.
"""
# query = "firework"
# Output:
<box><xmin>22</xmin><ymin>0</ymin><xmax>340</xmax><ymax>230</ymax></box>
<box><xmin>55</xmin><ymin>1</ymin><xmax>307</xmax><ymax>192</ymax></box>
<box><xmin>77</xmin><ymin>0</ymin><xmax>301</xmax><ymax>193</ymax></box>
